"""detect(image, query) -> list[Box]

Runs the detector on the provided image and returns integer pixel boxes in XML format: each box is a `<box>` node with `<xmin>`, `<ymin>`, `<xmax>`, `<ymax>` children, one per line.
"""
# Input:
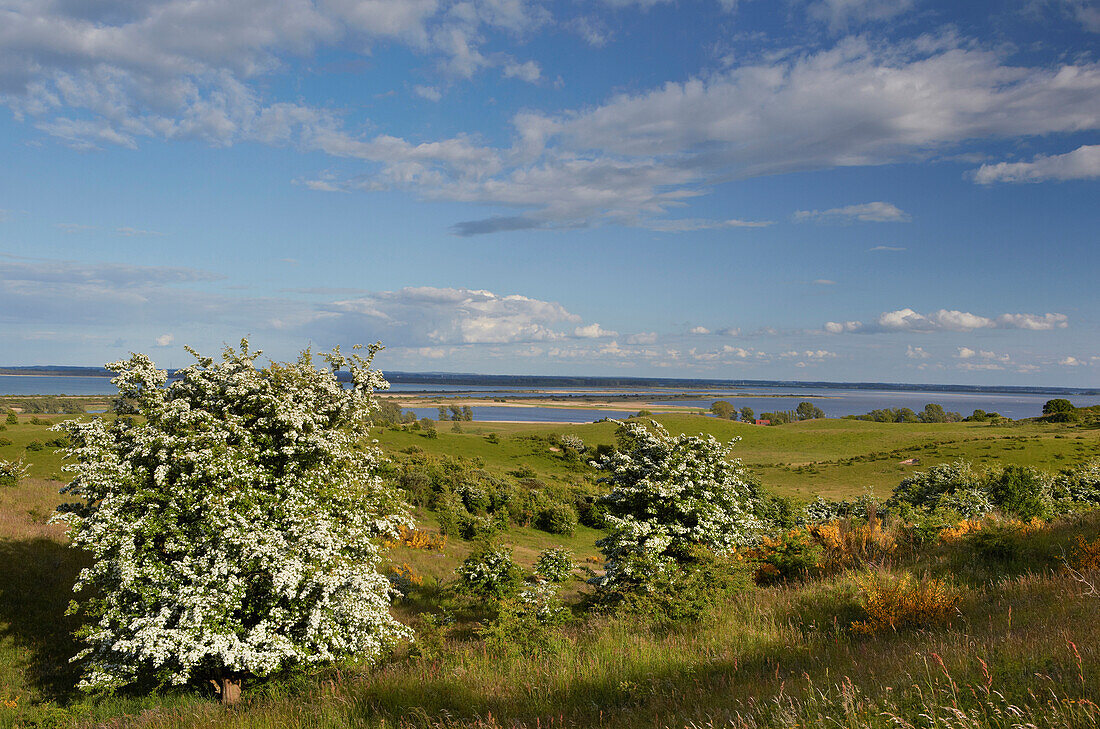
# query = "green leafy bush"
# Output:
<box><xmin>535</xmin><ymin>502</ymin><xmax>578</xmax><ymax>536</ymax></box>
<box><xmin>985</xmin><ymin>465</ymin><xmax>1053</xmax><ymax>519</ymax></box>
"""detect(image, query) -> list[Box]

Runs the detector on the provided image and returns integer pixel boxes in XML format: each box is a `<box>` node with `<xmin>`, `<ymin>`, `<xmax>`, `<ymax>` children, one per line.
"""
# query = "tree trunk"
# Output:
<box><xmin>214</xmin><ymin>675</ymin><xmax>242</xmax><ymax>705</ymax></box>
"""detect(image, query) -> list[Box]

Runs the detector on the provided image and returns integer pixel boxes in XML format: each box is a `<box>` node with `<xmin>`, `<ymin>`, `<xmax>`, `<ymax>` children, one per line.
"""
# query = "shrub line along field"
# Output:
<box><xmin>0</xmin><ymin>397</ymin><xmax>1098</xmax><ymax>728</ymax></box>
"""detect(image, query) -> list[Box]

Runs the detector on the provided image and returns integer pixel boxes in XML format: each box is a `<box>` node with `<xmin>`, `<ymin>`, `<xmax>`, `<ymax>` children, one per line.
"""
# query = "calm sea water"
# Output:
<box><xmin>2</xmin><ymin>375</ymin><xmax>1095</xmax><ymax>422</ymax></box>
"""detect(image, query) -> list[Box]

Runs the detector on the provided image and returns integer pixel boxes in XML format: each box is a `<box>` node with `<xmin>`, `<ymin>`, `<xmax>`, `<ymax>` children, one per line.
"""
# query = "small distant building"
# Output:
<box><xmin>899</xmin><ymin>457</ymin><xmax>921</xmax><ymax>465</ymax></box>
<box><xmin>754</xmin><ymin>419</ymin><xmax>771</xmax><ymax>426</ymax></box>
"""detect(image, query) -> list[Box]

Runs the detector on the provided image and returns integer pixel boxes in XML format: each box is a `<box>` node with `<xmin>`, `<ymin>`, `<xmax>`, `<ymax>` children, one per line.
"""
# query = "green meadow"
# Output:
<box><xmin>1</xmin><ymin>409</ymin><xmax>1098</xmax><ymax>727</ymax></box>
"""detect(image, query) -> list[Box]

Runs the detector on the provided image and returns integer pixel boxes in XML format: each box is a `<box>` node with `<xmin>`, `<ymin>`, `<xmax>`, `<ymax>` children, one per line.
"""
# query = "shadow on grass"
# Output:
<box><xmin>0</xmin><ymin>536</ymin><xmax>84</xmax><ymax>701</ymax></box>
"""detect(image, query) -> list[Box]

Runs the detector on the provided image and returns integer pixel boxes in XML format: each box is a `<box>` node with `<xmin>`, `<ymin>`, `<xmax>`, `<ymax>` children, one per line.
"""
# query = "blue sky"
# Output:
<box><xmin>1</xmin><ymin>0</ymin><xmax>1097</xmax><ymax>385</ymax></box>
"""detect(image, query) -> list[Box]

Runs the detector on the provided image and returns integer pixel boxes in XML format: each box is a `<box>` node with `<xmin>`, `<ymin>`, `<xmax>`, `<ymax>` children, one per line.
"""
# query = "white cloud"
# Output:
<box><xmin>154</xmin><ymin>334</ymin><xmax>174</xmax><ymax>347</ymax></box>
<box><xmin>1063</xmin><ymin>0</ymin><xmax>1100</xmax><ymax>32</ymax></box>
<box><xmin>780</xmin><ymin>349</ymin><xmax>837</xmax><ymax>359</ymax></box>
<box><xmin>643</xmin><ymin>217</ymin><xmax>773</xmax><ymax>232</ymax></box>
<box><xmin>808</xmin><ymin>0</ymin><xmax>915</xmax><ymax>32</ymax></box>
<box><xmin>1060</xmin><ymin>356</ymin><xmax>1083</xmax><ymax>366</ymax></box>
<box><xmin>795</xmin><ymin>201</ymin><xmax>910</xmax><ymax>223</ymax></box>
<box><xmin>869</xmin><ymin>244</ymin><xmax>905</xmax><ymax>251</ymax></box>
<box><xmin>956</xmin><ymin>347</ymin><xmax>1011</xmax><ymax>363</ymax></box>
<box><xmin>958</xmin><ymin>362</ymin><xmax>1004</xmax><ymax>371</ymax></box>
<box><xmin>574</xmin><ymin>322</ymin><xmax>618</xmax><ymax>338</ymax></box>
<box><xmin>826</xmin><ymin>308</ymin><xmax>1069</xmax><ymax>333</ymax></box>
<box><xmin>502</xmin><ymin>60</ymin><xmax>541</xmax><ymax>84</ymax></box>
<box><xmin>995</xmin><ymin>313</ymin><xmax>1069</xmax><ymax>330</ymax></box>
<box><xmin>824</xmin><ymin>320</ymin><xmax>862</xmax><ymax>333</ymax></box>
<box><xmin>813</xmin><ymin>279</ymin><xmax>837</xmax><ymax>285</ymax></box>
<box><xmin>690</xmin><ymin>326</ymin><xmax>711</xmax><ymax>335</ymax></box>
<box><xmin>413</xmin><ymin>85</ymin><xmax>443</xmax><ymax>102</ymax></box>
<box><xmin>627</xmin><ymin>331</ymin><xmax>658</xmax><ymax>344</ymax></box>
<box><xmin>906</xmin><ymin>345</ymin><xmax>930</xmax><ymax>359</ymax></box>
<box><xmin>323</xmin><ymin>286</ymin><xmax>583</xmax><ymax>345</ymax></box>
<box><xmin>974</xmin><ymin>145</ymin><xmax>1100</xmax><ymax>184</ymax></box>
<box><xmin>0</xmin><ymin>0</ymin><xmax>548</xmax><ymax>149</ymax></box>
<box><xmin>10</xmin><ymin>22</ymin><xmax>1099</xmax><ymax>234</ymax></box>
<box><xmin>56</xmin><ymin>223</ymin><xmax>97</xmax><ymax>233</ymax></box>
<box><xmin>116</xmin><ymin>226</ymin><xmax>165</xmax><ymax>237</ymax></box>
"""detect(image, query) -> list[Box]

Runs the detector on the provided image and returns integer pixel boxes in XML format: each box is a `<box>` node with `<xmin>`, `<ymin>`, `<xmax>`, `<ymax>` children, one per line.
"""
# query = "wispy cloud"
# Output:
<box><xmin>795</xmin><ymin>202</ymin><xmax>910</xmax><ymax>223</ymax></box>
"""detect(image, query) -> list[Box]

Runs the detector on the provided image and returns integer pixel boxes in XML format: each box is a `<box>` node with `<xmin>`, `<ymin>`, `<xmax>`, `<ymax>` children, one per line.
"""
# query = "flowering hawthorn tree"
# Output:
<box><xmin>54</xmin><ymin>340</ymin><xmax>410</xmax><ymax>703</ymax></box>
<box><xmin>592</xmin><ymin>420</ymin><xmax>765</xmax><ymax>588</ymax></box>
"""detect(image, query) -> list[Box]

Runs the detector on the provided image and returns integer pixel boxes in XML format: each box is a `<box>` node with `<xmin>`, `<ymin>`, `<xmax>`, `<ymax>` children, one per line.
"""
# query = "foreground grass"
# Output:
<box><xmin>2</xmin><ymin>413</ymin><xmax>1099</xmax><ymax>727</ymax></box>
<box><xmin>14</xmin><ymin>565</ymin><xmax>1095</xmax><ymax>728</ymax></box>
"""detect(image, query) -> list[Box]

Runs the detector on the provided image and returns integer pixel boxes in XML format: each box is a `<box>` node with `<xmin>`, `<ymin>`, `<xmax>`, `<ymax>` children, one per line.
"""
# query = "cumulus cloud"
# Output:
<box><xmin>825</xmin><ymin>308</ymin><xmax>1069</xmax><ymax>333</ymax></box>
<box><xmin>906</xmin><ymin>345</ymin><xmax>930</xmax><ymax>359</ymax></box>
<box><xmin>690</xmin><ymin>326</ymin><xmax>711</xmax><ymax>335</ymax></box>
<box><xmin>1060</xmin><ymin>356</ymin><xmax>1083</xmax><ymax>366</ymax></box>
<box><xmin>974</xmin><ymin>145</ymin><xmax>1100</xmax><ymax>184</ymax></box>
<box><xmin>627</xmin><ymin>331</ymin><xmax>658</xmax><ymax>344</ymax></box>
<box><xmin>795</xmin><ymin>201</ymin><xmax>910</xmax><ymax>223</ymax></box>
<box><xmin>0</xmin><ymin>0</ymin><xmax>547</xmax><ymax>149</ymax></box>
<box><xmin>322</xmin><ymin>286</ymin><xmax>583</xmax><ymax>345</ymax></box>
<box><xmin>956</xmin><ymin>347</ymin><xmax>1010</xmax><ymax>363</ymax></box>
<box><xmin>9</xmin><ymin>19</ymin><xmax>1100</xmax><ymax>233</ymax></box>
<box><xmin>574</xmin><ymin>322</ymin><xmax>618</xmax><ymax>338</ymax></box>
<box><xmin>154</xmin><ymin>334</ymin><xmax>174</xmax><ymax>347</ymax></box>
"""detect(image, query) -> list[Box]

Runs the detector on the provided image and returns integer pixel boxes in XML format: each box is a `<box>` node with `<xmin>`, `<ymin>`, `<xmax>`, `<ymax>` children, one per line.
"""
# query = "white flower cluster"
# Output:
<box><xmin>591</xmin><ymin>420</ymin><xmax>765</xmax><ymax>588</ymax></box>
<box><xmin>0</xmin><ymin>457</ymin><xmax>28</xmax><ymax>486</ymax></box>
<box><xmin>53</xmin><ymin>340</ymin><xmax>411</xmax><ymax>690</ymax></box>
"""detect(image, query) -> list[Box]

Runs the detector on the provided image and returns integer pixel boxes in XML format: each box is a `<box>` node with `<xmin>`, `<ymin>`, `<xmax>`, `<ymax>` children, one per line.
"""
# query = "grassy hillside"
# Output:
<box><xmin>1</xmin><ymin>411</ymin><xmax>1098</xmax><ymax>727</ymax></box>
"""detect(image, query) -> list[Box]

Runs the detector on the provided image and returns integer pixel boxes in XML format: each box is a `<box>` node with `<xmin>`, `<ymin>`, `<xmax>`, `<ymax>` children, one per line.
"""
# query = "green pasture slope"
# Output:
<box><xmin>372</xmin><ymin>414</ymin><xmax>1100</xmax><ymax>500</ymax></box>
<box><xmin>1</xmin><ymin>411</ymin><xmax>1099</xmax><ymax>727</ymax></box>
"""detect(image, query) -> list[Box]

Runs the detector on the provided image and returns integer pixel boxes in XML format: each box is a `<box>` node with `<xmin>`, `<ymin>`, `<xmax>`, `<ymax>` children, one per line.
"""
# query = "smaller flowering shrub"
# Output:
<box><xmin>387</xmin><ymin>563</ymin><xmax>424</xmax><ymax>597</ymax></box>
<box><xmin>851</xmin><ymin>570</ymin><xmax>961</xmax><ymax>634</ymax></box>
<box><xmin>384</xmin><ymin>525</ymin><xmax>447</xmax><ymax>551</ymax></box>
<box><xmin>533</xmin><ymin>547</ymin><xmax>576</xmax><ymax>583</ymax></box>
<box><xmin>0</xmin><ymin>458</ymin><xmax>27</xmax><ymax>487</ymax></box>
<box><xmin>890</xmin><ymin>460</ymin><xmax>983</xmax><ymax>512</ymax></box>
<box><xmin>456</xmin><ymin>546</ymin><xmax>525</xmax><ymax>601</ymax></box>
<box><xmin>517</xmin><ymin>580</ymin><xmax>569</xmax><ymax>624</ymax></box>
<box><xmin>1067</xmin><ymin>536</ymin><xmax>1100</xmax><ymax>572</ymax></box>
<box><xmin>592</xmin><ymin>420</ymin><xmax>766</xmax><ymax>592</ymax></box>
<box><xmin>1054</xmin><ymin>459</ymin><xmax>1100</xmax><ymax>507</ymax></box>
<box><xmin>938</xmin><ymin>518</ymin><xmax>985</xmax><ymax>542</ymax></box>
<box><xmin>751</xmin><ymin>530</ymin><xmax>822</xmax><ymax>584</ymax></box>
<box><xmin>559</xmin><ymin>434</ymin><xmax>585</xmax><ymax>452</ymax></box>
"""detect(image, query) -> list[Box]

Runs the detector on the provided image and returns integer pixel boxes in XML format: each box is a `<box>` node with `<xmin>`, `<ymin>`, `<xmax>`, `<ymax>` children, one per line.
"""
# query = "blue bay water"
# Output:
<box><xmin>2</xmin><ymin>375</ymin><xmax>1096</xmax><ymax>422</ymax></box>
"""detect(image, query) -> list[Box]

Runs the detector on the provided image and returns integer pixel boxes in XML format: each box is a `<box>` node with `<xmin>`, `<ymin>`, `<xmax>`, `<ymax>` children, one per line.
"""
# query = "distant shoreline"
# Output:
<box><xmin>1</xmin><ymin>369</ymin><xmax>1096</xmax><ymax>396</ymax></box>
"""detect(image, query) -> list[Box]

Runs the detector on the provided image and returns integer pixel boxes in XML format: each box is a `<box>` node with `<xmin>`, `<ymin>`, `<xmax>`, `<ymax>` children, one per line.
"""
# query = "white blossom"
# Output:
<box><xmin>54</xmin><ymin>340</ymin><xmax>410</xmax><ymax>690</ymax></box>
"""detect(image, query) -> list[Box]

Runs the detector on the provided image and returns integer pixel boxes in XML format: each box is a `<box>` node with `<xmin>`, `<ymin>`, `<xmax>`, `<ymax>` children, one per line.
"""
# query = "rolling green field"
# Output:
<box><xmin>371</xmin><ymin>414</ymin><xmax>1100</xmax><ymax>500</ymax></box>
<box><xmin>1</xmin><ymin>410</ymin><xmax>1098</xmax><ymax>727</ymax></box>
